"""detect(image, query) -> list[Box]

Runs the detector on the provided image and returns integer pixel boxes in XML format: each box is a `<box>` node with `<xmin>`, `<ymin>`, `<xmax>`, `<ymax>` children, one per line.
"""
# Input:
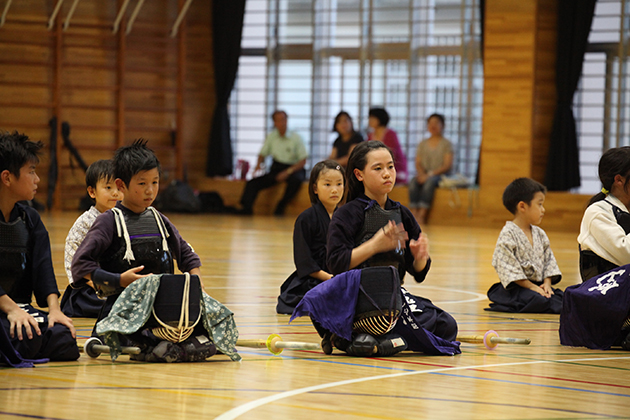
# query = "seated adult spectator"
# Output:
<box><xmin>366</xmin><ymin>107</ymin><xmax>408</xmax><ymax>183</ymax></box>
<box><xmin>328</xmin><ymin>111</ymin><xmax>363</xmax><ymax>168</ymax></box>
<box><xmin>408</xmin><ymin>113</ymin><xmax>453</xmax><ymax>224</ymax></box>
<box><xmin>238</xmin><ymin>110</ymin><xmax>307</xmax><ymax>216</ymax></box>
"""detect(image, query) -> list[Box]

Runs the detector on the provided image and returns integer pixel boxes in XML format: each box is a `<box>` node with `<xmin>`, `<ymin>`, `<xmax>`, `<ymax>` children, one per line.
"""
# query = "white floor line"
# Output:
<box><xmin>207</xmin><ymin>285</ymin><xmax>488</xmax><ymax>305</ymax></box>
<box><xmin>214</xmin><ymin>356</ymin><xmax>630</xmax><ymax>420</ymax></box>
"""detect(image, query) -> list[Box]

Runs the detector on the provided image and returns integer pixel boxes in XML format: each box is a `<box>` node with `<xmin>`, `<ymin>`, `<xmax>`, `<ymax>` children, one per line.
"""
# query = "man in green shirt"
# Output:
<box><xmin>239</xmin><ymin>110</ymin><xmax>307</xmax><ymax>216</ymax></box>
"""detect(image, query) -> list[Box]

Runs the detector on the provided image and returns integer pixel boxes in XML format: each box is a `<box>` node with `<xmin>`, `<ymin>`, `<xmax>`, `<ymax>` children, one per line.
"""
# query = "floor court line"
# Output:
<box><xmin>303</xmin><ymin>392</ymin><xmax>621</xmax><ymax>419</ymax></box>
<box><xmin>430</xmin><ymin>371</ymin><xmax>630</xmax><ymax>397</ymax></box>
<box><xmin>0</xmin><ymin>411</ymin><xmax>69</xmax><ymax>420</ymax></box>
<box><xmin>467</xmin><ymin>367</ymin><xmax>630</xmax><ymax>389</ymax></box>
<box><xmin>213</xmin><ymin>355</ymin><xmax>630</xmax><ymax>420</ymax></box>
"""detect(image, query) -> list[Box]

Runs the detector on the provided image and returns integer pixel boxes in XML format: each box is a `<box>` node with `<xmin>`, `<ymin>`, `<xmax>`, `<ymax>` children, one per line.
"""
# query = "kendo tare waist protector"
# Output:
<box><xmin>353</xmin><ymin>266</ymin><xmax>402</xmax><ymax>336</ymax></box>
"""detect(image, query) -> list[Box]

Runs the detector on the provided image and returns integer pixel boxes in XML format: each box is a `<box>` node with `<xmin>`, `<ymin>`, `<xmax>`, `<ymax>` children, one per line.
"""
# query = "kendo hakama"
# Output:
<box><xmin>60</xmin><ymin>285</ymin><xmax>103</xmax><ymax>318</ymax></box>
<box><xmin>560</xmin><ymin>265</ymin><xmax>630</xmax><ymax>350</ymax></box>
<box><xmin>291</xmin><ymin>268</ymin><xmax>460</xmax><ymax>355</ymax></box>
<box><xmin>0</xmin><ymin>203</ymin><xmax>79</xmax><ymax>363</ymax></box>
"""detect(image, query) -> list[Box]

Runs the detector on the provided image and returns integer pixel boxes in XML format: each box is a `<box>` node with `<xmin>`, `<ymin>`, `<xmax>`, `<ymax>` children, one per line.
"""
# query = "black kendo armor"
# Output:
<box><xmin>351</xmin><ymin>202</ymin><xmax>405</xmax><ymax>339</ymax></box>
<box><xmin>97</xmin><ymin>207</ymin><xmax>173</xmax><ymax>296</ymax></box>
<box><xmin>0</xmin><ymin>213</ymin><xmax>30</xmax><ymax>301</ymax></box>
<box><xmin>580</xmin><ymin>201</ymin><xmax>630</xmax><ymax>282</ymax></box>
<box><xmin>355</xmin><ymin>202</ymin><xmax>406</xmax><ymax>280</ymax></box>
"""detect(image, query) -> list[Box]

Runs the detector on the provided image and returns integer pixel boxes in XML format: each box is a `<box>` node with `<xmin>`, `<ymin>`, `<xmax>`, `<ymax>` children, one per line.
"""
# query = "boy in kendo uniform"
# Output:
<box><xmin>0</xmin><ymin>132</ymin><xmax>79</xmax><ymax>365</ymax></box>
<box><xmin>71</xmin><ymin>139</ymin><xmax>222</xmax><ymax>362</ymax></box>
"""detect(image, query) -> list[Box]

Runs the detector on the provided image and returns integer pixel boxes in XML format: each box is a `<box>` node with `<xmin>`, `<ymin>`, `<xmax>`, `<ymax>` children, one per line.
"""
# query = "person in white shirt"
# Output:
<box><xmin>238</xmin><ymin>110</ymin><xmax>307</xmax><ymax>216</ymax></box>
<box><xmin>578</xmin><ymin>146</ymin><xmax>630</xmax><ymax>281</ymax></box>
<box><xmin>560</xmin><ymin>146</ymin><xmax>630</xmax><ymax>351</ymax></box>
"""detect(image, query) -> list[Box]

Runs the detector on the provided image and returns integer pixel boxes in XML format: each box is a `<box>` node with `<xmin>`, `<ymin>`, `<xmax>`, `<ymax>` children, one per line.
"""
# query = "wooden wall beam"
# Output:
<box><xmin>116</xmin><ymin>0</ymin><xmax>126</xmax><ymax>149</ymax></box>
<box><xmin>176</xmin><ymin>0</ymin><xmax>186</xmax><ymax>180</ymax></box>
<box><xmin>52</xmin><ymin>0</ymin><xmax>63</xmax><ymax>210</ymax></box>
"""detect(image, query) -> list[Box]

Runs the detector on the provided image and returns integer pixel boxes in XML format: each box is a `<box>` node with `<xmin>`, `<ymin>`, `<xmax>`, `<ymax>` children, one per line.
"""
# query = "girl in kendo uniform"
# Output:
<box><xmin>296</xmin><ymin>141</ymin><xmax>459</xmax><ymax>357</ymax></box>
<box><xmin>276</xmin><ymin>160</ymin><xmax>345</xmax><ymax>314</ymax></box>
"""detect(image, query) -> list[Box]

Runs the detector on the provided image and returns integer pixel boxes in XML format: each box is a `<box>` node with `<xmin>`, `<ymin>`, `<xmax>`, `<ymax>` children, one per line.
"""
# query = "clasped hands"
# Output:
<box><xmin>377</xmin><ymin>220</ymin><xmax>429</xmax><ymax>261</ymax></box>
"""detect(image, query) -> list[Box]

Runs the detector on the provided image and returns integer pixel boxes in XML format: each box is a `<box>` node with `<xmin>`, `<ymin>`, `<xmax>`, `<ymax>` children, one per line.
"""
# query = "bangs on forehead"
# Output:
<box><xmin>319</xmin><ymin>167</ymin><xmax>343</xmax><ymax>178</ymax></box>
<box><xmin>367</xmin><ymin>148</ymin><xmax>393</xmax><ymax>164</ymax></box>
<box><xmin>98</xmin><ymin>173</ymin><xmax>115</xmax><ymax>183</ymax></box>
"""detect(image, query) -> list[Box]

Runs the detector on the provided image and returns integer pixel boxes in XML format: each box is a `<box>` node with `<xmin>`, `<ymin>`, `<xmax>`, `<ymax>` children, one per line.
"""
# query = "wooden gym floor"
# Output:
<box><xmin>1</xmin><ymin>212</ymin><xmax>630</xmax><ymax>420</ymax></box>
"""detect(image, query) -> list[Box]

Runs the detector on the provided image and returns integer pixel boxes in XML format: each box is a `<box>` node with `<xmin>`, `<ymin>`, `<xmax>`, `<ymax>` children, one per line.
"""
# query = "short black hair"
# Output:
<box><xmin>113</xmin><ymin>139</ymin><xmax>161</xmax><ymax>187</ymax></box>
<box><xmin>427</xmin><ymin>113</ymin><xmax>445</xmax><ymax>126</ymax></box>
<box><xmin>85</xmin><ymin>159</ymin><xmax>115</xmax><ymax>189</ymax></box>
<box><xmin>368</xmin><ymin>107</ymin><xmax>390</xmax><ymax>127</ymax></box>
<box><xmin>308</xmin><ymin>159</ymin><xmax>346</xmax><ymax>204</ymax></box>
<box><xmin>502</xmin><ymin>177</ymin><xmax>547</xmax><ymax>214</ymax></box>
<box><xmin>271</xmin><ymin>110</ymin><xmax>287</xmax><ymax>121</ymax></box>
<box><xmin>0</xmin><ymin>131</ymin><xmax>43</xmax><ymax>178</ymax></box>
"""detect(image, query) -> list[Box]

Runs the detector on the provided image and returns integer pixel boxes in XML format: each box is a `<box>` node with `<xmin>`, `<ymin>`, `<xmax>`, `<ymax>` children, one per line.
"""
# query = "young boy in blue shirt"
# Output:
<box><xmin>0</xmin><ymin>132</ymin><xmax>79</xmax><ymax>364</ymax></box>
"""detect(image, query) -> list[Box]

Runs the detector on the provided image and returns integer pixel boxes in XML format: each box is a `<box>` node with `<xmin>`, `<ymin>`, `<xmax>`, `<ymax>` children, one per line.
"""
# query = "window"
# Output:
<box><xmin>229</xmin><ymin>0</ymin><xmax>483</xmax><ymax>181</ymax></box>
<box><xmin>575</xmin><ymin>0</ymin><xmax>630</xmax><ymax>193</ymax></box>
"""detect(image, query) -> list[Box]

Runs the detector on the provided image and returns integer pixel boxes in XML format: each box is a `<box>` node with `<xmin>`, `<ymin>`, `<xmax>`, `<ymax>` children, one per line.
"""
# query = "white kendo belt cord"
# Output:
<box><xmin>112</xmin><ymin>206</ymin><xmax>170</xmax><ymax>263</ymax></box>
<box><xmin>151</xmin><ymin>272</ymin><xmax>202</xmax><ymax>343</ymax></box>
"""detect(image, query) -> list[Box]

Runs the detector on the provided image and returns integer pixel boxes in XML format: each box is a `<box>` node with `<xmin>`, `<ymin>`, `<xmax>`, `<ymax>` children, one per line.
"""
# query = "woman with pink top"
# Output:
<box><xmin>366</xmin><ymin>107</ymin><xmax>408</xmax><ymax>184</ymax></box>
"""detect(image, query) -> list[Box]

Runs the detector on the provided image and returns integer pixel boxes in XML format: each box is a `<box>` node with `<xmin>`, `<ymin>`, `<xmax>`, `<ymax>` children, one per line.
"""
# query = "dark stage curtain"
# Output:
<box><xmin>476</xmin><ymin>0</ymin><xmax>484</xmax><ymax>186</ymax></box>
<box><xmin>544</xmin><ymin>0</ymin><xmax>597</xmax><ymax>191</ymax></box>
<box><xmin>206</xmin><ymin>0</ymin><xmax>246</xmax><ymax>177</ymax></box>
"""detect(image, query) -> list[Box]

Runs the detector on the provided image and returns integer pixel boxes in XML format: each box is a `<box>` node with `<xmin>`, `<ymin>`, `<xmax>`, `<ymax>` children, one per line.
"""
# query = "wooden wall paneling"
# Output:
<box><xmin>176</xmin><ymin>0</ymin><xmax>186</xmax><ymax>180</ymax></box>
<box><xmin>123</xmin><ymin>7</ymin><xmax>177</xmax><ymax>184</ymax></box>
<box><xmin>0</xmin><ymin>107</ymin><xmax>51</xmax><ymax>127</ymax></box>
<box><xmin>184</xmin><ymin>3</ymin><xmax>213</xmax><ymax>187</ymax></box>
<box><xmin>0</xmin><ymin>10</ymin><xmax>55</xmax><ymax>211</ymax></box>
<box><xmin>62</xmin><ymin>128</ymin><xmax>117</xmax><ymax>149</ymax></box>
<box><xmin>1</xmin><ymin>1</ymin><xmax>51</xmax><ymax>208</ymax></box>
<box><xmin>531</xmin><ymin>0</ymin><xmax>558</xmax><ymax>182</ymax></box>
<box><xmin>61</xmin><ymin>87</ymin><xmax>116</xmax><ymax>109</ymax></box>
<box><xmin>124</xmin><ymin>72</ymin><xmax>178</xmax><ymax>90</ymax></box>
<box><xmin>481</xmin><ymin>0</ymin><xmax>536</xmax><ymax>190</ymax></box>
<box><xmin>0</xmin><ymin>62</ymin><xmax>51</xmax><ymax>85</ymax></box>
<box><xmin>0</xmin><ymin>1</ymin><xmax>216</xmax><ymax>210</ymax></box>
<box><xmin>56</xmin><ymin>3</ymin><xmax>117</xmax><ymax>209</ymax></box>
<box><xmin>117</xmin><ymin>2</ymin><xmax>126</xmax><ymax>149</ymax></box>
<box><xmin>468</xmin><ymin>0</ymin><xmax>539</xmax><ymax>228</ymax></box>
<box><xmin>53</xmin><ymin>2</ymin><xmax>63</xmax><ymax>210</ymax></box>
<box><xmin>125</xmin><ymin>109</ymin><xmax>174</xmax><ymax>131</ymax></box>
<box><xmin>59</xmin><ymin>23</ymin><xmax>118</xmax><ymax>211</ymax></box>
<box><xmin>61</xmin><ymin>67</ymin><xmax>118</xmax><ymax>88</ymax></box>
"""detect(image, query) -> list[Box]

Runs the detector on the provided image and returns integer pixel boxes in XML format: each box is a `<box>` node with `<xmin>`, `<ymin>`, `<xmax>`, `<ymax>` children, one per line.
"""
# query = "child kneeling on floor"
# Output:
<box><xmin>71</xmin><ymin>140</ymin><xmax>239</xmax><ymax>362</ymax></box>
<box><xmin>486</xmin><ymin>177</ymin><xmax>563</xmax><ymax>313</ymax></box>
